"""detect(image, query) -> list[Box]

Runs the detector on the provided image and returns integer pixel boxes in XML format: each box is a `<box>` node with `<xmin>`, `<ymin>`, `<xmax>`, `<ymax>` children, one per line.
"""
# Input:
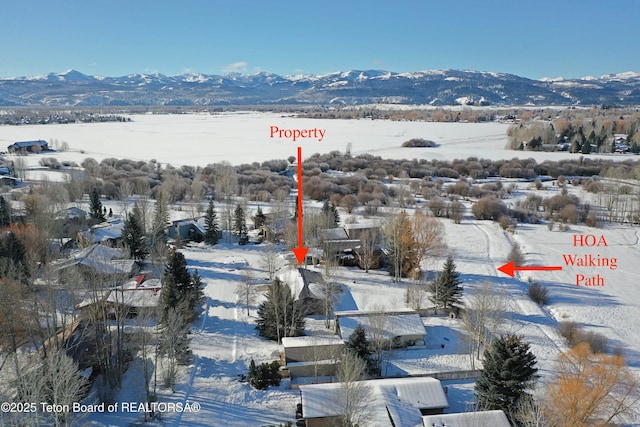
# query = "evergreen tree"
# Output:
<box><xmin>122</xmin><ymin>204</ymin><xmax>148</xmax><ymax>261</ymax></box>
<box><xmin>321</xmin><ymin>199</ymin><xmax>340</xmax><ymax>227</ymax></box>
<box><xmin>344</xmin><ymin>324</ymin><xmax>373</xmax><ymax>375</ymax></box>
<box><xmin>204</xmin><ymin>199</ymin><xmax>220</xmax><ymax>245</ymax></box>
<box><xmin>160</xmin><ymin>274</ymin><xmax>179</xmax><ymax>322</ymax></box>
<box><xmin>89</xmin><ymin>188</ymin><xmax>106</xmax><ymax>223</ymax></box>
<box><xmin>0</xmin><ymin>231</ymin><xmax>29</xmax><ymax>283</ymax></box>
<box><xmin>428</xmin><ymin>257</ymin><xmax>463</xmax><ymax>312</ymax></box>
<box><xmin>0</xmin><ymin>195</ymin><xmax>12</xmax><ymax>227</ymax></box>
<box><xmin>233</xmin><ymin>203</ymin><xmax>248</xmax><ymax>244</ymax></box>
<box><xmin>254</xmin><ymin>206</ymin><xmax>266</xmax><ymax>229</ymax></box>
<box><xmin>256</xmin><ymin>279</ymin><xmax>306</xmax><ymax>342</ymax></box>
<box><xmin>164</xmin><ymin>248</ymin><xmax>192</xmax><ymax>294</ymax></box>
<box><xmin>187</xmin><ymin>269</ymin><xmax>205</xmax><ymax>321</ymax></box>
<box><xmin>475</xmin><ymin>334</ymin><xmax>538</xmax><ymax>425</ymax></box>
<box><xmin>160</xmin><ymin>249</ymin><xmax>204</xmax><ymax>324</ymax></box>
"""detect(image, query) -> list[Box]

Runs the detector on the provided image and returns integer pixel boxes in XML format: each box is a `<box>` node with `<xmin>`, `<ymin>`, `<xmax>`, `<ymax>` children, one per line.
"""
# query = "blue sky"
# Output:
<box><xmin>1</xmin><ymin>0</ymin><xmax>638</xmax><ymax>79</ymax></box>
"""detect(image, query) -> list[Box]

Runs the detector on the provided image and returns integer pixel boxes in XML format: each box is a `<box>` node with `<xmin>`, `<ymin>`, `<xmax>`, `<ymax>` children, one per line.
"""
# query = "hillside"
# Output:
<box><xmin>1</xmin><ymin>69</ymin><xmax>640</xmax><ymax>106</ymax></box>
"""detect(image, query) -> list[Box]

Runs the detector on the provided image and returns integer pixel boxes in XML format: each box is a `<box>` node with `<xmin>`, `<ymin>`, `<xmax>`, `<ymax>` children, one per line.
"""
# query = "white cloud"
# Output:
<box><xmin>222</xmin><ymin>61</ymin><xmax>249</xmax><ymax>73</ymax></box>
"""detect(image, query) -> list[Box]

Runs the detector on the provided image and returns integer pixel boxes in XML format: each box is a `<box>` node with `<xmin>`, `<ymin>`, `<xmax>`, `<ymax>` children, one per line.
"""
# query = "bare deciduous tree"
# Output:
<box><xmin>461</xmin><ymin>281</ymin><xmax>508</xmax><ymax>368</ymax></box>
<box><xmin>161</xmin><ymin>307</ymin><xmax>189</xmax><ymax>392</ymax></box>
<box><xmin>358</xmin><ymin>229</ymin><xmax>378</xmax><ymax>273</ymax></box>
<box><xmin>236</xmin><ymin>270</ymin><xmax>259</xmax><ymax>317</ymax></box>
<box><xmin>331</xmin><ymin>350</ymin><xmax>373</xmax><ymax>427</ymax></box>
<box><xmin>366</xmin><ymin>307</ymin><xmax>390</xmax><ymax>377</ymax></box>
<box><xmin>405</xmin><ymin>279</ymin><xmax>428</xmax><ymax>312</ymax></box>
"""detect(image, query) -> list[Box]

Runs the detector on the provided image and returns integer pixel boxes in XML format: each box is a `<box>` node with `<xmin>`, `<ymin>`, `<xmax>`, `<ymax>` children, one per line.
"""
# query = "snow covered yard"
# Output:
<box><xmin>3</xmin><ymin>112</ymin><xmax>640</xmax><ymax>425</ymax></box>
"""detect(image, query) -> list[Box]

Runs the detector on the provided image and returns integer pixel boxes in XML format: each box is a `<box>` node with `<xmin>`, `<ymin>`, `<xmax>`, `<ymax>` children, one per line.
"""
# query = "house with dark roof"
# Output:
<box><xmin>167</xmin><ymin>218</ymin><xmax>207</xmax><ymax>243</ymax></box>
<box><xmin>7</xmin><ymin>140</ymin><xmax>49</xmax><ymax>153</ymax></box>
<box><xmin>0</xmin><ymin>175</ymin><xmax>19</xmax><ymax>187</ymax></box>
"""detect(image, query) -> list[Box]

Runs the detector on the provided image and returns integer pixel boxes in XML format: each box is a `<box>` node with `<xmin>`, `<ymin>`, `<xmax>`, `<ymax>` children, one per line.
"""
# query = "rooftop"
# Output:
<box><xmin>300</xmin><ymin>376</ymin><xmax>448</xmax><ymax>427</ymax></box>
<box><xmin>422</xmin><ymin>410</ymin><xmax>512</xmax><ymax>427</ymax></box>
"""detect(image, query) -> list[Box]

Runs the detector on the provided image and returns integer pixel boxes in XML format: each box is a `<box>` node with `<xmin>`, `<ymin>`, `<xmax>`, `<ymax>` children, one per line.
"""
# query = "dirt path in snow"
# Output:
<box><xmin>469</xmin><ymin>223</ymin><xmax>566</xmax><ymax>377</ymax></box>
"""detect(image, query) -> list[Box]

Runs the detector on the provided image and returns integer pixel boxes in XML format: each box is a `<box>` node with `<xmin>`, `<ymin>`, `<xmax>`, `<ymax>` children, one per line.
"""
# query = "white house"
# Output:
<box><xmin>299</xmin><ymin>376</ymin><xmax>449</xmax><ymax>427</ymax></box>
<box><xmin>335</xmin><ymin>309</ymin><xmax>426</xmax><ymax>347</ymax></box>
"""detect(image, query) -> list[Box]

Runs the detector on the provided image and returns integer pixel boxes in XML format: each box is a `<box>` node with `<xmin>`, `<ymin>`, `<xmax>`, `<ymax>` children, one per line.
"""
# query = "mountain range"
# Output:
<box><xmin>1</xmin><ymin>69</ymin><xmax>639</xmax><ymax>107</ymax></box>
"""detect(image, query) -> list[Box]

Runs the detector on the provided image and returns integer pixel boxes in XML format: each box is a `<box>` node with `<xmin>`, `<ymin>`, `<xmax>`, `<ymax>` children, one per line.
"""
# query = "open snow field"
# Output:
<box><xmin>3</xmin><ymin>113</ymin><xmax>640</xmax><ymax>425</ymax></box>
<box><xmin>1</xmin><ymin>112</ymin><xmax>635</xmax><ymax>171</ymax></box>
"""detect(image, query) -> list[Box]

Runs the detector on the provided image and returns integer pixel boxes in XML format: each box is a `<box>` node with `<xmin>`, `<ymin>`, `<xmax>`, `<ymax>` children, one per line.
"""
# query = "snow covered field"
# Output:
<box><xmin>1</xmin><ymin>112</ymin><xmax>635</xmax><ymax>170</ymax></box>
<box><xmin>3</xmin><ymin>113</ymin><xmax>640</xmax><ymax>425</ymax></box>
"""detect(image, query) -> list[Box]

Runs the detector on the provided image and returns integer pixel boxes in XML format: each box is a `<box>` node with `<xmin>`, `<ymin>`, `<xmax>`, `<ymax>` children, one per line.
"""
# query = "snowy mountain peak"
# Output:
<box><xmin>1</xmin><ymin>68</ymin><xmax>640</xmax><ymax>106</ymax></box>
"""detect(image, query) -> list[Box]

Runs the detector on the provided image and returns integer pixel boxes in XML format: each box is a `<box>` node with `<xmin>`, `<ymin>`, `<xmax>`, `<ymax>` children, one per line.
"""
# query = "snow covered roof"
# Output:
<box><xmin>300</xmin><ymin>377</ymin><xmax>448</xmax><ymax>426</ymax></box>
<box><xmin>105</xmin><ymin>286</ymin><xmax>161</xmax><ymax>308</ymax></box>
<box><xmin>56</xmin><ymin>206</ymin><xmax>88</xmax><ymax>219</ymax></box>
<box><xmin>321</xmin><ymin>227</ymin><xmax>348</xmax><ymax>241</ymax></box>
<box><xmin>9</xmin><ymin>140</ymin><xmax>48</xmax><ymax>149</ymax></box>
<box><xmin>282</xmin><ymin>335</ymin><xmax>344</xmax><ymax>349</ymax></box>
<box><xmin>336</xmin><ymin>310</ymin><xmax>426</xmax><ymax>341</ymax></box>
<box><xmin>52</xmin><ymin>244</ymin><xmax>135</xmax><ymax>275</ymax></box>
<box><xmin>344</xmin><ymin>220</ymin><xmax>382</xmax><ymax>230</ymax></box>
<box><xmin>422</xmin><ymin>410</ymin><xmax>511</xmax><ymax>427</ymax></box>
<box><xmin>80</xmin><ymin>220</ymin><xmax>124</xmax><ymax>243</ymax></box>
<box><xmin>277</xmin><ymin>266</ymin><xmax>327</xmax><ymax>300</ymax></box>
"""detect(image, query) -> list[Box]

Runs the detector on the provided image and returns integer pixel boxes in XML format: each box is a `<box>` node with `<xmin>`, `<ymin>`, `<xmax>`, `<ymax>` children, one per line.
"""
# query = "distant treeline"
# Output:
<box><xmin>508</xmin><ymin>111</ymin><xmax>640</xmax><ymax>153</ymax></box>
<box><xmin>0</xmin><ymin>110</ymin><xmax>131</xmax><ymax>125</ymax></box>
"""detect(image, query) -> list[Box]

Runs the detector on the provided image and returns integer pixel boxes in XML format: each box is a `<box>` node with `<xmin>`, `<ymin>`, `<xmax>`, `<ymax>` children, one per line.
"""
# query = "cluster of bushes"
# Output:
<box><xmin>247</xmin><ymin>359</ymin><xmax>281</xmax><ymax>390</ymax></box>
<box><xmin>558</xmin><ymin>321</ymin><xmax>609</xmax><ymax>354</ymax></box>
<box><xmin>528</xmin><ymin>282</ymin><xmax>549</xmax><ymax>305</ymax></box>
<box><xmin>401</xmin><ymin>138</ymin><xmax>437</xmax><ymax>147</ymax></box>
<box><xmin>64</xmin><ymin>147</ymin><xmax>637</xmax><ymax>229</ymax></box>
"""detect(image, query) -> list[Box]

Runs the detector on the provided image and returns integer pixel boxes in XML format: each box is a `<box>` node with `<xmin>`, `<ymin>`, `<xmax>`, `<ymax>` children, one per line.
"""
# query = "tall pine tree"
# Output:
<box><xmin>321</xmin><ymin>199</ymin><xmax>340</xmax><ymax>227</ymax></box>
<box><xmin>161</xmin><ymin>248</ymin><xmax>194</xmax><ymax>321</ymax></box>
<box><xmin>344</xmin><ymin>324</ymin><xmax>373</xmax><ymax>376</ymax></box>
<box><xmin>428</xmin><ymin>257</ymin><xmax>463</xmax><ymax>312</ymax></box>
<box><xmin>204</xmin><ymin>199</ymin><xmax>220</xmax><ymax>245</ymax></box>
<box><xmin>254</xmin><ymin>206</ymin><xmax>266</xmax><ymax>229</ymax></box>
<box><xmin>256</xmin><ymin>279</ymin><xmax>306</xmax><ymax>342</ymax></box>
<box><xmin>233</xmin><ymin>203</ymin><xmax>248</xmax><ymax>245</ymax></box>
<box><xmin>0</xmin><ymin>195</ymin><xmax>12</xmax><ymax>227</ymax></box>
<box><xmin>0</xmin><ymin>231</ymin><xmax>29</xmax><ymax>283</ymax></box>
<box><xmin>475</xmin><ymin>334</ymin><xmax>538</xmax><ymax>425</ymax></box>
<box><xmin>122</xmin><ymin>203</ymin><xmax>148</xmax><ymax>261</ymax></box>
<box><xmin>89</xmin><ymin>188</ymin><xmax>106</xmax><ymax>224</ymax></box>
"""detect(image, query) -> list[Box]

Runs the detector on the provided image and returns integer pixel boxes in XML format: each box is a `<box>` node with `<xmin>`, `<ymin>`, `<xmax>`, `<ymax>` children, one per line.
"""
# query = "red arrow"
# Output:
<box><xmin>292</xmin><ymin>146</ymin><xmax>308</xmax><ymax>264</ymax></box>
<box><xmin>497</xmin><ymin>260</ymin><xmax>563</xmax><ymax>277</ymax></box>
